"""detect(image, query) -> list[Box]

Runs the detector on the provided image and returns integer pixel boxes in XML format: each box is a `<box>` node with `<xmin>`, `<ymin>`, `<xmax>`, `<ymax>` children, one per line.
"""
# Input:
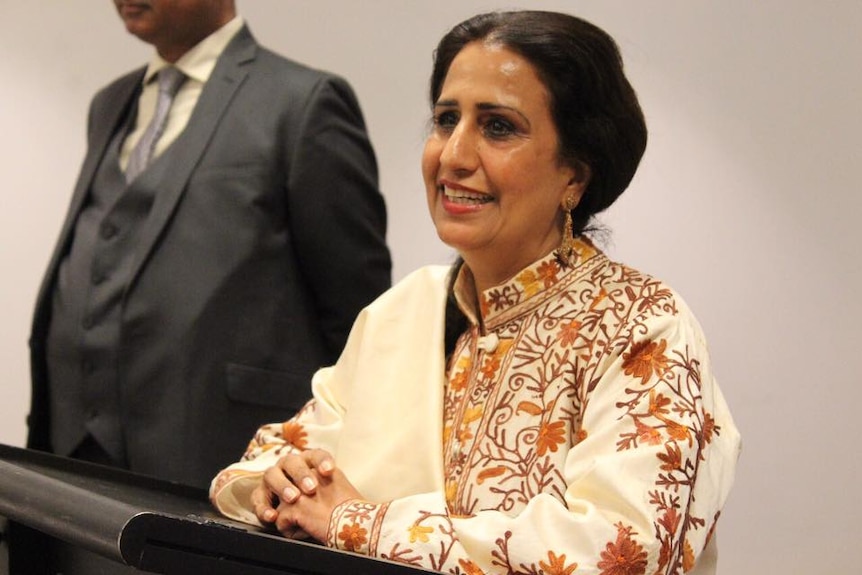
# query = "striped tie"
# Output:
<box><xmin>125</xmin><ymin>66</ymin><xmax>186</xmax><ymax>182</ymax></box>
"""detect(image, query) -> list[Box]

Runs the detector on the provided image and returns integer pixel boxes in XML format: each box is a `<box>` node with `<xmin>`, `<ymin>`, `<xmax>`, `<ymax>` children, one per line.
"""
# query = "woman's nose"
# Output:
<box><xmin>439</xmin><ymin>123</ymin><xmax>479</xmax><ymax>173</ymax></box>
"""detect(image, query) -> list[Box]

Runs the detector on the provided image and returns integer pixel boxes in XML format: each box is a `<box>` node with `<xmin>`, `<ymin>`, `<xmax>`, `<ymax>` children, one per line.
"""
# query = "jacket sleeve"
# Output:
<box><xmin>322</xmin><ymin>306</ymin><xmax>741</xmax><ymax>575</ymax></box>
<box><xmin>283</xmin><ymin>74</ymin><xmax>391</xmax><ymax>364</ymax></box>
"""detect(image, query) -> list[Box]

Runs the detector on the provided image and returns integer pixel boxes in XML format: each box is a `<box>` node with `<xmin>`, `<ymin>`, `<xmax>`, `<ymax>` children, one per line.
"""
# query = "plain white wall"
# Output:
<box><xmin>1</xmin><ymin>2</ymin><xmax>860</xmax><ymax>573</ymax></box>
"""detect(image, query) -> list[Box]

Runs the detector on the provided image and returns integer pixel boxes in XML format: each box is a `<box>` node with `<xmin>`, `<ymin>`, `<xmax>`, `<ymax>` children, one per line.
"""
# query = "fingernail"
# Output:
<box><xmin>264</xmin><ymin>509</ymin><xmax>276</xmax><ymax>522</ymax></box>
<box><xmin>301</xmin><ymin>477</ymin><xmax>316</xmax><ymax>492</ymax></box>
<box><xmin>283</xmin><ymin>486</ymin><xmax>299</xmax><ymax>501</ymax></box>
<box><xmin>320</xmin><ymin>460</ymin><xmax>334</xmax><ymax>473</ymax></box>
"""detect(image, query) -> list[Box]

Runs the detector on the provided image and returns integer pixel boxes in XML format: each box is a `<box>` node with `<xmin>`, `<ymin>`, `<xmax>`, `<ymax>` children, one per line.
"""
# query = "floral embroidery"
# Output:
<box><xmin>635</xmin><ymin>420</ymin><xmax>663</xmax><ymax>446</ymax></box>
<box><xmin>657</xmin><ymin>443</ymin><xmax>683</xmax><ymax>472</ymax></box>
<box><xmin>557</xmin><ymin>320</ymin><xmax>582</xmax><ymax>347</ymax></box>
<box><xmin>702</xmin><ymin>412</ymin><xmax>716</xmax><ymax>444</ymax></box>
<box><xmin>477</xmin><ymin>466</ymin><xmax>507</xmax><ymax>484</ymax></box>
<box><xmin>338</xmin><ymin>522</ymin><xmax>368</xmax><ymax>552</ymax></box>
<box><xmin>536</xmin><ymin>259</ymin><xmax>561</xmax><ymax>288</ymax></box>
<box><xmin>682</xmin><ymin>539</ymin><xmax>696</xmax><ymax>572</ymax></box>
<box><xmin>458</xmin><ymin>558</ymin><xmax>485</xmax><ymax>575</ymax></box>
<box><xmin>211</xmin><ymin>240</ymin><xmax>732</xmax><ymax>575</ymax></box>
<box><xmin>281</xmin><ymin>421</ymin><xmax>307</xmax><ymax>449</ymax></box>
<box><xmin>480</xmin><ymin>354</ymin><xmax>502</xmax><ymax>379</ymax></box>
<box><xmin>486</xmin><ymin>285</ymin><xmax>520</xmax><ymax>311</ymax></box>
<box><xmin>622</xmin><ymin>338</ymin><xmax>669</xmax><ymax>385</ymax></box>
<box><xmin>408</xmin><ymin>524</ymin><xmax>434</xmax><ymax>544</ymax></box>
<box><xmin>343</xmin><ymin>504</ymin><xmax>373</xmax><ymax>524</ymax></box>
<box><xmin>540</xmin><ymin>550</ymin><xmax>579</xmax><ymax>575</ymax></box>
<box><xmin>450</xmin><ymin>368</ymin><xmax>470</xmax><ymax>392</ymax></box>
<box><xmin>648</xmin><ymin>390</ymin><xmax>672</xmax><ymax>416</ymax></box>
<box><xmin>536</xmin><ymin>420</ymin><xmax>567</xmax><ymax>456</ymax></box>
<box><xmin>516</xmin><ymin>401</ymin><xmax>543</xmax><ymax>416</ymax></box>
<box><xmin>406</xmin><ymin>246</ymin><xmax>727</xmax><ymax>573</ymax></box>
<box><xmin>596</xmin><ymin>524</ymin><xmax>648</xmax><ymax>575</ymax></box>
<box><xmin>589</xmin><ymin>287</ymin><xmax>608</xmax><ymax>311</ymax></box>
<box><xmin>516</xmin><ymin>269</ymin><xmax>541</xmax><ymax>297</ymax></box>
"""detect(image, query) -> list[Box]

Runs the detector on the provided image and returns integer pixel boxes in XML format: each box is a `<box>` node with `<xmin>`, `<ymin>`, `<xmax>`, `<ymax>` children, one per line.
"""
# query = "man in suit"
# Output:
<box><xmin>26</xmin><ymin>0</ymin><xmax>391</xmax><ymax>489</ymax></box>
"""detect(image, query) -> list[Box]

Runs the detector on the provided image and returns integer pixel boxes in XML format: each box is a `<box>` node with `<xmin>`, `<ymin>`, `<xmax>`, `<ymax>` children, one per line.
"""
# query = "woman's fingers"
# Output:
<box><xmin>272</xmin><ymin>449</ymin><xmax>337</xmax><ymax>498</ymax></box>
<box><xmin>250</xmin><ymin>483</ymin><xmax>279</xmax><ymax>524</ymax></box>
<box><xmin>302</xmin><ymin>448</ymin><xmax>336</xmax><ymax>478</ymax></box>
<box><xmin>253</xmin><ymin>448</ymin><xmax>343</xmax><ymax>537</ymax></box>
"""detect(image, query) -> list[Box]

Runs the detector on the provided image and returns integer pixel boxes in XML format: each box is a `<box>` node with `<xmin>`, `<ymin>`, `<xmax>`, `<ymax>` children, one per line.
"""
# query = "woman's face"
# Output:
<box><xmin>423</xmin><ymin>41</ymin><xmax>585</xmax><ymax>287</ymax></box>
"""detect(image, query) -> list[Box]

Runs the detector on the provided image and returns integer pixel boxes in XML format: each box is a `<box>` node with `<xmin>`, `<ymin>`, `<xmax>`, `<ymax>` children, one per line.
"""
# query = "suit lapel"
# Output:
<box><xmin>126</xmin><ymin>26</ymin><xmax>258</xmax><ymax>290</ymax></box>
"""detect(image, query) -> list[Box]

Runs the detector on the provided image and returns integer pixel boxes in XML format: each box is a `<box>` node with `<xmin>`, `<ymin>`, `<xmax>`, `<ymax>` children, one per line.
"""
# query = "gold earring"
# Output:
<box><xmin>556</xmin><ymin>196</ymin><xmax>577</xmax><ymax>266</ymax></box>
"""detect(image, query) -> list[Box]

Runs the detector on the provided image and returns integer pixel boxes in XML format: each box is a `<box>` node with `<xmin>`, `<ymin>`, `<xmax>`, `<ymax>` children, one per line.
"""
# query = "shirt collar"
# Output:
<box><xmin>453</xmin><ymin>236</ymin><xmax>600</xmax><ymax>328</ymax></box>
<box><xmin>142</xmin><ymin>15</ymin><xmax>245</xmax><ymax>85</ymax></box>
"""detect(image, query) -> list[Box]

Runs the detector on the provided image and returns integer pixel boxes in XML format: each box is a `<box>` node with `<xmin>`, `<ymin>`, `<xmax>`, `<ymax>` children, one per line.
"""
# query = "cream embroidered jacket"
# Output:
<box><xmin>211</xmin><ymin>239</ymin><xmax>741</xmax><ymax>575</ymax></box>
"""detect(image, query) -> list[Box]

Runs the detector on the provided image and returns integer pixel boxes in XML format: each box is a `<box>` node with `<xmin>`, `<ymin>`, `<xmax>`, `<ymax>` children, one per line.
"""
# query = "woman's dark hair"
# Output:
<box><xmin>430</xmin><ymin>10</ymin><xmax>648</xmax><ymax>235</ymax></box>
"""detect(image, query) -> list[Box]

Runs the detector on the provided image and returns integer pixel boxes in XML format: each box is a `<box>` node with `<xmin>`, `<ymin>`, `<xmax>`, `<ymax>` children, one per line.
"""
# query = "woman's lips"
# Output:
<box><xmin>442</xmin><ymin>185</ymin><xmax>494</xmax><ymax>205</ymax></box>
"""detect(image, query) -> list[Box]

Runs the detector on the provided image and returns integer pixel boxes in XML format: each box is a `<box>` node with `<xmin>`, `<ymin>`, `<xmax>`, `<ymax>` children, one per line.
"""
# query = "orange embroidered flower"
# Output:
<box><xmin>657</xmin><ymin>442</ymin><xmax>682</xmax><ymax>472</ymax></box>
<box><xmin>457</xmin><ymin>425</ymin><xmax>474</xmax><ymax>444</ymax></box>
<box><xmin>539</xmin><ymin>550</ymin><xmax>578</xmax><ymax>575</ymax></box>
<box><xmin>281</xmin><ymin>421</ymin><xmax>308</xmax><ymax>449</ymax></box>
<box><xmin>635</xmin><ymin>420</ymin><xmax>663</xmax><ymax>446</ymax></box>
<box><xmin>516</xmin><ymin>269</ymin><xmax>541</xmax><ymax>297</ymax></box>
<box><xmin>702</xmin><ymin>411</ymin><xmax>716</xmax><ymax>444</ymax></box>
<box><xmin>575</xmin><ymin>428</ymin><xmax>588</xmax><ymax>443</ymax></box>
<box><xmin>682</xmin><ymin>539</ymin><xmax>697</xmax><ymax>572</ymax></box>
<box><xmin>408</xmin><ymin>523</ymin><xmax>434</xmax><ymax>543</ymax></box>
<box><xmin>597</xmin><ymin>525</ymin><xmax>648</xmax><ymax>575</ymax></box>
<box><xmin>480</xmin><ymin>355</ymin><xmax>501</xmax><ymax>379</ymax></box>
<box><xmin>648</xmin><ymin>389</ymin><xmax>671</xmax><ymax>416</ymax></box>
<box><xmin>449</xmin><ymin>369</ymin><xmax>469</xmax><ymax>392</ymax></box>
<box><xmin>658</xmin><ymin>508</ymin><xmax>681</xmax><ymax>536</ymax></box>
<box><xmin>537</xmin><ymin>259</ymin><xmax>561</xmax><ymax>287</ymax></box>
<box><xmin>558</xmin><ymin>320</ymin><xmax>582</xmax><ymax>347</ymax></box>
<box><xmin>458</xmin><ymin>558</ymin><xmax>485</xmax><ymax>575</ymax></box>
<box><xmin>665</xmin><ymin>419</ymin><xmax>692</xmax><ymax>445</ymax></box>
<box><xmin>589</xmin><ymin>287</ymin><xmax>609</xmax><ymax>311</ymax></box>
<box><xmin>622</xmin><ymin>339</ymin><xmax>669</xmax><ymax>385</ymax></box>
<box><xmin>536</xmin><ymin>420</ymin><xmax>567</xmax><ymax>456</ymax></box>
<box><xmin>337</xmin><ymin>522</ymin><xmax>367</xmax><ymax>552</ymax></box>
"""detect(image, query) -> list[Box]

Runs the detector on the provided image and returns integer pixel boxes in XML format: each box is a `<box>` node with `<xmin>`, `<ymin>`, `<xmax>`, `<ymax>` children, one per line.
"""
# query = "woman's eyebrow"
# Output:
<box><xmin>433</xmin><ymin>100</ymin><xmax>530</xmax><ymax>126</ymax></box>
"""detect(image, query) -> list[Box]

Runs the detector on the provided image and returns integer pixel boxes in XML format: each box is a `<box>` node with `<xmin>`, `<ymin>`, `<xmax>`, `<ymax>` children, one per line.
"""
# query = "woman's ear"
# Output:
<box><xmin>562</xmin><ymin>162</ymin><xmax>591</xmax><ymax>209</ymax></box>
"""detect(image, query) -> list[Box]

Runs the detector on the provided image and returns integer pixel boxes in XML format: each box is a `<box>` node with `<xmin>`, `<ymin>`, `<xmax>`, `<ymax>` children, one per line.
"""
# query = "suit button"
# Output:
<box><xmin>100</xmin><ymin>222</ymin><xmax>119</xmax><ymax>239</ymax></box>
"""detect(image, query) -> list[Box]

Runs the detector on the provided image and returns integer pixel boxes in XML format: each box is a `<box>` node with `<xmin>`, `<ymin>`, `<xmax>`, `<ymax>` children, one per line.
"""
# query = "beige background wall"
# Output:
<box><xmin>1</xmin><ymin>1</ymin><xmax>860</xmax><ymax>573</ymax></box>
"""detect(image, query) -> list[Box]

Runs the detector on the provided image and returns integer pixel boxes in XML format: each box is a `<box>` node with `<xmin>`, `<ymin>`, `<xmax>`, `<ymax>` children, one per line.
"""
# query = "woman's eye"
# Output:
<box><xmin>434</xmin><ymin>110</ymin><xmax>459</xmax><ymax>131</ymax></box>
<box><xmin>484</xmin><ymin>117</ymin><xmax>515</xmax><ymax>138</ymax></box>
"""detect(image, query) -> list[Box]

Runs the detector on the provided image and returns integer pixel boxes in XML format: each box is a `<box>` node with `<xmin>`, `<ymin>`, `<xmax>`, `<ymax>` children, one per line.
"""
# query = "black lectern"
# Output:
<box><xmin>0</xmin><ymin>444</ymin><xmax>436</xmax><ymax>574</ymax></box>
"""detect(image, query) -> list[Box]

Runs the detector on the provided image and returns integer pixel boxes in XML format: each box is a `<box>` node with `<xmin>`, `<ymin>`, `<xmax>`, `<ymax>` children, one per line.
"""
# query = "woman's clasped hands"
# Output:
<box><xmin>250</xmin><ymin>448</ymin><xmax>363</xmax><ymax>541</ymax></box>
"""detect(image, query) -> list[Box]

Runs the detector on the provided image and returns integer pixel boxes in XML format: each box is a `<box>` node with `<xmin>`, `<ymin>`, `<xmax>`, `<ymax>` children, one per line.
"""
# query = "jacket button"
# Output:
<box><xmin>100</xmin><ymin>222</ymin><xmax>118</xmax><ymax>239</ymax></box>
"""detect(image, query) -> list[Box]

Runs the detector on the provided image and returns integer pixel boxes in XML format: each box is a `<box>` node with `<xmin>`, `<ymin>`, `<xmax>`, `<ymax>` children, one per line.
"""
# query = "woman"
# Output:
<box><xmin>211</xmin><ymin>10</ymin><xmax>740</xmax><ymax>575</ymax></box>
